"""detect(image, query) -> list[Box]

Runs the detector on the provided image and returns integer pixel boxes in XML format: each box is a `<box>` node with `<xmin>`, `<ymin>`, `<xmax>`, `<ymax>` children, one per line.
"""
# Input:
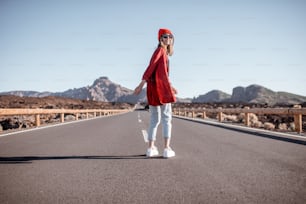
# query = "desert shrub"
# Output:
<box><xmin>264</xmin><ymin>122</ymin><xmax>275</xmax><ymax>130</ymax></box>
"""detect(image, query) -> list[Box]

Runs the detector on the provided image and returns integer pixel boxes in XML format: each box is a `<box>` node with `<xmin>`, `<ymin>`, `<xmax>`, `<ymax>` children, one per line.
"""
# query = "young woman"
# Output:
<box><xmin>134</xmin><ymin>28</ymin><xmax>177</xmax><ymax>158</ymax></box>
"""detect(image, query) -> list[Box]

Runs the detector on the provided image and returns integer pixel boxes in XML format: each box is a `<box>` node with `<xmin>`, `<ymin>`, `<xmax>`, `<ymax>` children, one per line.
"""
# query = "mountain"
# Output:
<box><xmin>193</xmin><ymin>84</ymin><xmax>306</xmax><ymax>105</ymax></box>
<box><xmin>192</xmin><ymin>90</ymin><xmax>231</xmax><ymax>103</ymax></box>
<box><xmin>1</xmin><ymin>78</ymin><xmax>306</xmax><ymax>105</ymax></box>
<box><xmin>230</xmin><ymin>84</ymin><xmax>306</xmax><ymax>104</ymax></box>
<box><xmin>231</xmin><ymin>85</ymin><xmax>275</xmax><ymax>103</ymax></box>
<box><xmin>0</xmin><ymin>77</ymin><xmax>143</xmax><ymax>104</ymax></box>
<box><xmin>54</xmin><ymin>77</ymin><xmax>139</xmax><ymax>103</ymax></box>
<box><xmin>1</xmin><ymin>91</ymin><xmax>52</xmax><ymax>98</ymax></box>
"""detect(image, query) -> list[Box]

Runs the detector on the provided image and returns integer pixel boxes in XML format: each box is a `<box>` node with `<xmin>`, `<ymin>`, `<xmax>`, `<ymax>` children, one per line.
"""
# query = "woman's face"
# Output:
<box><xmin>161</xmin><ymin>34</ymin><xmax>173</xmax><ymax>46</ymax></box>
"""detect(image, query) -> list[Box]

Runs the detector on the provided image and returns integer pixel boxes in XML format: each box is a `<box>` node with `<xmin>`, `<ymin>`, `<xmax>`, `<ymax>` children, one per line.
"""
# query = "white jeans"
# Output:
<box><xmin>148</xmin><ymin>103</ymin><xmax>172</xmax><ymax>141</ymax></box>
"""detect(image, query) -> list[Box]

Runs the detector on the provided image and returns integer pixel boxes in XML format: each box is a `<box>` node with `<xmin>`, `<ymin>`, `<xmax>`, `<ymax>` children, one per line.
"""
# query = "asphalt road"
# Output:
<box><xmin>0</xmin><ymin>110</ymin><xmax>306</xmax><ymax>204</ymax></box>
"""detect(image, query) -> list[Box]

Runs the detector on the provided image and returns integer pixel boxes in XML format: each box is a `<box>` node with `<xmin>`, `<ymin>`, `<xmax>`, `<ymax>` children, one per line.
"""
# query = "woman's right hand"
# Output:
<box><xmin>133</xmin><ymin>86</ymin><xmax>142</xmax><ymax>95</ymax></box>
<box><xmin>133</xmin><ymin>80</ymin><xmax>146</xmax><ymax>95</ymax></box>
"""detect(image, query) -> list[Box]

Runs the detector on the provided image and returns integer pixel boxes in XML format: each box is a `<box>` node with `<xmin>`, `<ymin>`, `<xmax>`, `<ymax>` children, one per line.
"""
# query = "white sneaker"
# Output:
<box><xmin>146</xmin><ymin>146</ymin><xmax>159</xmax><ymax>157</ymax></box>
<box><xmin>163</xmin><ymin>147</ymin><xmax>175</xmax><ymax>158</ymax></box>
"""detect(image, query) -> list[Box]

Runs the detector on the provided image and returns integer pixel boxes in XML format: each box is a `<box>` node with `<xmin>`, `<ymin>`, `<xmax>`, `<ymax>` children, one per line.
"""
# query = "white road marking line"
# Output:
<box><xmin>0</xmin><ymin>112</ymin><xmax>129</xmax><ymax>138</ymax></box>
<box><xmin>137</xmin><ymin>112</ymin><xmax>142</xmax><ymax>123</ymax></box>
<box><xmin>142</xmin><ymin>129</ymin><xmax>149</xmax><ymax>143</ymax></box>
<box><xmin>174</xmin><ymin>115</ymin><xmax>306</xmax><ymax>141</ymax></box>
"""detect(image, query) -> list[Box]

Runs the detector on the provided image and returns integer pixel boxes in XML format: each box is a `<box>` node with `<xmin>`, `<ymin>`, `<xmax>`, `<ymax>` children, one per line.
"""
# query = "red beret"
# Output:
<box><xmin>158</xmin><ymin>28</ymin><xmax>173</xmax><ymax>40</ymax></box>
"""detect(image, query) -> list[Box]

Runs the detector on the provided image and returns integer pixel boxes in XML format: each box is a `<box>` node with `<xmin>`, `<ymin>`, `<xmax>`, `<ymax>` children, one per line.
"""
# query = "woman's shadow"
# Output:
<box><xmin>0</xmin><ymin>155</ymin><xmax>164</xmax><ymax>164</ymax></box>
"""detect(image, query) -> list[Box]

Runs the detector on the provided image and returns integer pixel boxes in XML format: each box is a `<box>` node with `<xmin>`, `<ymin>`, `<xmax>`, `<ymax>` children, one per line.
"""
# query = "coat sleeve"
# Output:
<box><xmin>142</xmin><ymin>47</ymin><xmax>163</xmax><ymax>81</ymax></box>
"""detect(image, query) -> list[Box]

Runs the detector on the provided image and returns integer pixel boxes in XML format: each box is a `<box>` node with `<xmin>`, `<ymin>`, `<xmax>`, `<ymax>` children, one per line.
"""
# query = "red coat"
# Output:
<box><xmin>142</xmin><ymin>47</ymin><xmax>176</xmax><ymax>106</ymax></box>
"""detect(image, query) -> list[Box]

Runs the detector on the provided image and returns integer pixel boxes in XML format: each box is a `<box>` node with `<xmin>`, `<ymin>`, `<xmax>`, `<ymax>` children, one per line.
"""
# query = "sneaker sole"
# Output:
<box><xmin>146</xmin><ymin>154</ymin><xmax>159</xmax><ymax>157</ymax></box>
<box><xmin>146</xmin><ymin>151</ymin><xmax>159</xmax><ymax>157</ymax></box>
<box><xmin>163</xmin><ymin>154</ymin><xmax>175</xmax><ymax>158</ymax></box>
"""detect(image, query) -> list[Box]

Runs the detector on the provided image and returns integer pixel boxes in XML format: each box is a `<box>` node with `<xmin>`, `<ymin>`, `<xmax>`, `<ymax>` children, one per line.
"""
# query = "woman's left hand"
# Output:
<box><xmin>172</xmin><ymin>86</ymin><xmax>178</xmax><ymax>95</ymax></box>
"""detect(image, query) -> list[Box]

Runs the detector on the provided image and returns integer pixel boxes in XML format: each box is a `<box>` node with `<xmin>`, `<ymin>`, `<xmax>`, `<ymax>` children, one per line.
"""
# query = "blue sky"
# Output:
<box><xmin>1</xmin><ymin>0</ymin><xmax>305</xmax><ymax>98</ymax></box>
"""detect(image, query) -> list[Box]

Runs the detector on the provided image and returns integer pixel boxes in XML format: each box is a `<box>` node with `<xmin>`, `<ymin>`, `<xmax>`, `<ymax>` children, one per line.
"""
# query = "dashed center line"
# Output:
<box><xmin>138</xmin><ymin>112</ymin><xmax>148</xmax><ymax>142</ymax></box>
<box><xmin>142</xmin><ymin>130</ymin><xmax>149</xmax><ymax>143</ymax></box>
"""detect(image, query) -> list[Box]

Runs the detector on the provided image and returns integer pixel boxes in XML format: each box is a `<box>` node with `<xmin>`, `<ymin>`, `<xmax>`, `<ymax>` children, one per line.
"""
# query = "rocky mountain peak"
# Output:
<box><xmin>193</xmin><ymin>84</ymin><xmax>306</xmax><ymax>105</ymax></box>
<box><xmin>193</xmin><ymin>90</ymin><xmax>231</xmax><ymax>103</ymax></box>
<box><xmin>85</xmin><ymin>76</ymin><xmax>134</xmax><ymax>102</ymax></box>
<box><xmin>92</xmin><ymin>76</ymin><xmax>111</xmax><ymax>87</ymax></box>
<box><xmin>231</xmin><ymin>84</ymin><xmax>275</xmax><ymax>103</ymax></box>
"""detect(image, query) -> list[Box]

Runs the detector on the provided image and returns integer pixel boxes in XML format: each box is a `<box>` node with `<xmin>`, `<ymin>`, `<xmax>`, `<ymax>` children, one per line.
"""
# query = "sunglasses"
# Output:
<box><xmin>162</xmin><ymin>34</ymin><xmax>173</xmax><ymax>39</ymax></box>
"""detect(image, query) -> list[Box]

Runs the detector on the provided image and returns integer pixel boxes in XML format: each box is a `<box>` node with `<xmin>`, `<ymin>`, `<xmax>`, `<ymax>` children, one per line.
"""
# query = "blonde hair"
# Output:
<box><xmin>167</xmin><ymin>43</ymin><xmax>174</xmax><ymax>56</ymax></box>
